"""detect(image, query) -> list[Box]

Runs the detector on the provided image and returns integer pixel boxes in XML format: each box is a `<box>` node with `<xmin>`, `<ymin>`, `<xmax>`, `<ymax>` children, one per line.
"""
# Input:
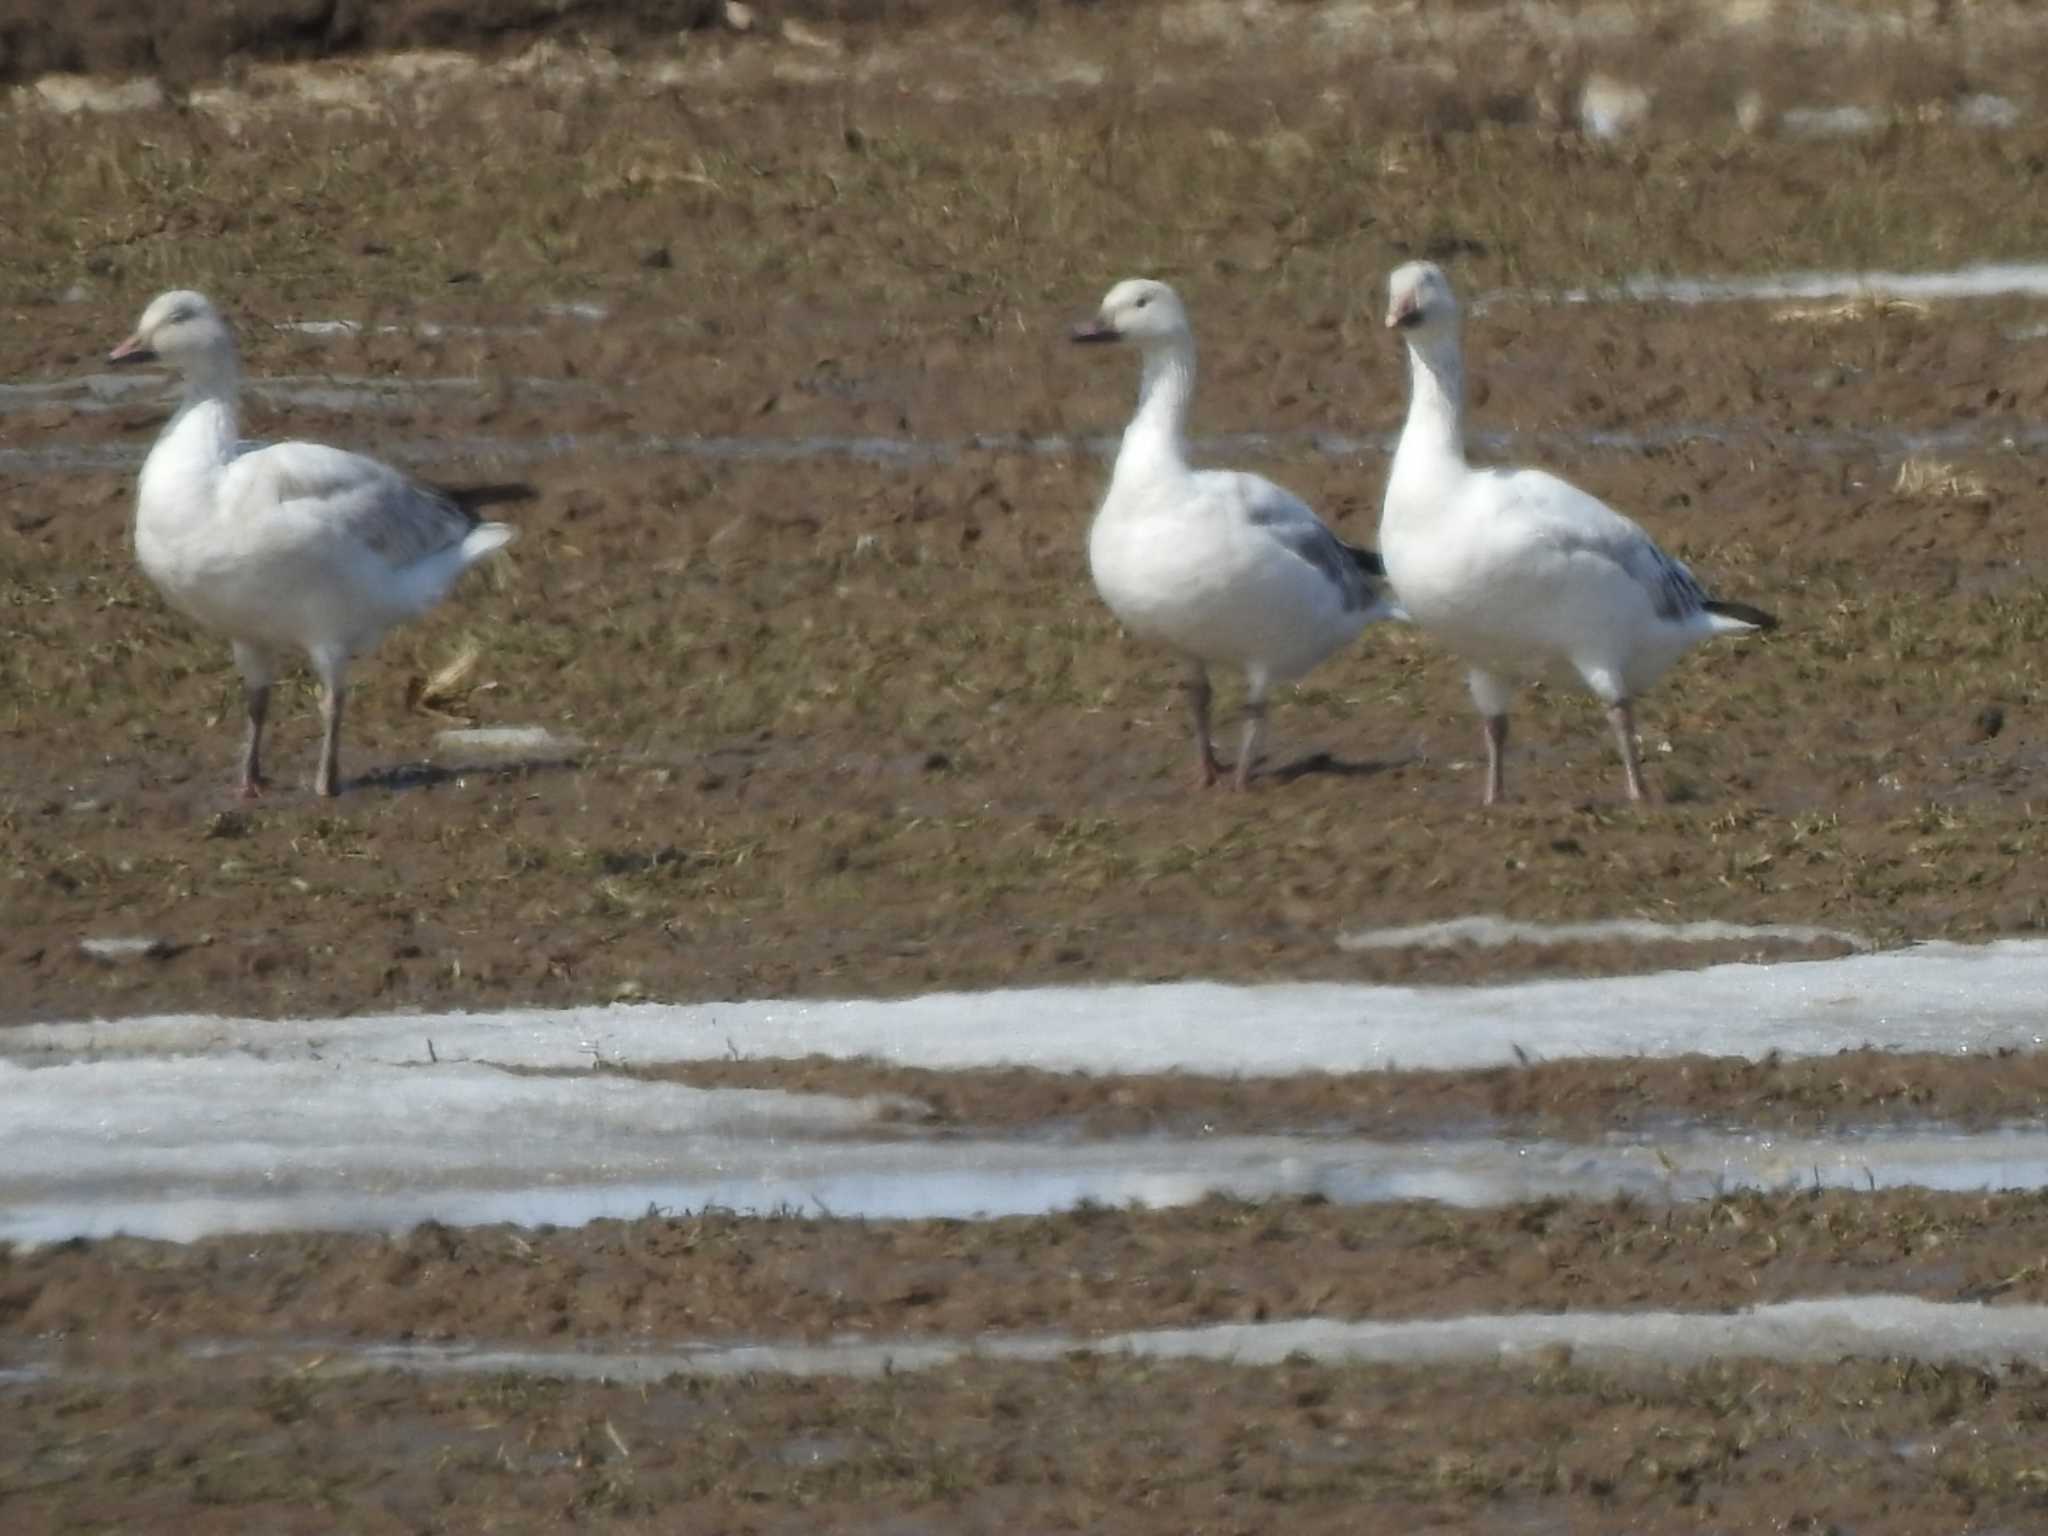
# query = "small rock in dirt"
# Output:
<box><xmin>724</xmin><ymin>1</ymin><xmax>754</xmax><ymax>31</ymax></box>
<box><xmin>1579</xmin><ymin>75</ymin><xmax>1651</xmax><ymax>141</ymax></box>
<box><xmin>60</xmin><ymin>282</ymin><xmax>91</xmax><ymax>304</ymax></box>
<box><xmin>80</xmin><ymin>936</ymin><xmax>174</xmax><ymax>964</ymax></box>
<box><xmin>1957</xmin><ymin>93</ymin><xmax>2022</xmax><ymax>131</ymax></box>
<box><xmin>641</xmin><ymin>245</ymin><xmax>673</xmax><ymax>270</ymax></box>
<box><xmin>205</xmin><ymin>811</ymin><xmax>251</xmax><ymax>840</ymax></box>
<box><xmin>1975</xmin><ymin>704</ymin><xmax>2006</xmax><ymax>741</ymax></box>
<box><xmin>781</xmin><ymin>18</ymin><xmax>840</xmax><ymax>52</ymax></box>
<box><xmin>434</xmin><ymin>726</ymin><xmax>586</xmax><ymax>758</ymax></box>
<box><xmin>32</xmin><ymin>75</ymin><xmax>166</xmax><ymax>115</ymax></box>
<box><xmin>1780</xmin><ymin>104</ymin><xmax>1884</xmax><ymax>141</ymax></box>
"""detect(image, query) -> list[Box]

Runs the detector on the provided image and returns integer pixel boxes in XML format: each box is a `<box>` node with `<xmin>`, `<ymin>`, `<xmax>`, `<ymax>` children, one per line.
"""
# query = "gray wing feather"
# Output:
<box><xmin>227</xmin><ymin>442</ymin><xmax>476</xmax><ymax>569</ymax></box>
<box><xmin>1506</xmin><ymin>467</ymin><xmax>1708</xmax><ymax>625</ymax></box>
<box><xmin>1247</xmin><ymin>504</ymin><xmax>1380</xmax><ymax>614</ymax></box>
<box><xmin>1623</xmin><ymin>538</ymin><xmax>1709</xmax><ymax>623</ymax></box>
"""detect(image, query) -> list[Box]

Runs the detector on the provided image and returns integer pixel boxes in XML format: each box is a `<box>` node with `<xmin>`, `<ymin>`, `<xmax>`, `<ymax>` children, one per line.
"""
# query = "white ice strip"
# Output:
<box><xmin>0</xmin><ymin>373</ymin><xmax>582</xmax><ymax>416</ymax></box>
<box><xmin>12</xmin><ymin>1048</ymin><xmax>2048</xmax><ymax>1244</ymax></box>
<box><xmin>1517</xmin><ymin>261</ymin><xmax>2048</xmax><ymax>309</ymax></box>
<box><xmin>15</xmin><ymin>940</ymin><xmax>2048</xmax><ymax>1077</ymax></box>
<box><xmin>274</xmin><ymin>310</ymin><xmax>598</xmax><ymax>340</ymax></box>
<box><xmin>64</xmin><ymin>1297</ymin><xmax>2048</xmax><ymax>1385</ymax></box>
<box><xmin>1338</xmin><ymin>915</ymin><xmax>1870</xmax><ymax>952</ymax></box>
<box><xmin>12</xmin><ymin>421</ymin><xmax>2048</xmax><ymax>481</ymax></box>
<box><xmin>0</xmin><ymin>1055</ymin><xmax>917</xmax><ymax>1243</ymax></box>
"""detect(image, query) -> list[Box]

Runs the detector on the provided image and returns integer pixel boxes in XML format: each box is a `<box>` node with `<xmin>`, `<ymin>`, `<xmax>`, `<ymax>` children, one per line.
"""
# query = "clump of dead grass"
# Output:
<box><xmin>1772</xmin><ymin>297</ymin><xmax>1931</xmax><ymax>327</ymax></box>
<box><xmin>1892</xmin><ymin>457</ymin><xmax>1990</xmax><ymax>502</ymax></box>
<box><xmin>405</xmin><ymin>639</ymin><xmax>484</xmax><ymax>720</ymax></box>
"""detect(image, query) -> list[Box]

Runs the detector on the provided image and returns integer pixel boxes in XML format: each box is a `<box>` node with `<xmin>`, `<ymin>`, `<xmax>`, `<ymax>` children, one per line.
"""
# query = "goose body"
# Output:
<box><xmin>115</xmin><ymin>290</ymin><xmax>516</xmax><ymax>797</ymax></box>
<box><xmin>1076</xmin><ymin>278</ymin><xmax>1396</xmax><ymax>789</ymax></box>
<box><xmin>1378</xmin><ymin>262</ymin><xmax>1775</xmax><ymax>803</ymax></box>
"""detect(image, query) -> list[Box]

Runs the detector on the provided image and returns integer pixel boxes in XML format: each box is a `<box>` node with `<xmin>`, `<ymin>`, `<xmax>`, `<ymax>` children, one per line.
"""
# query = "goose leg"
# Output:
<box><xmin>1482</xmin><ymin>713</ymin><xmax>1509</xmax><ymax>807</ymax></box>
<box><xmin>241</xmin><ymin>686</ymin><xmax>271</xmax><ymax>799</ymax></box>
<box><xmin>1233</xmin><ymin>680</ymin><xmax>1270</xmax><ymax>792</ymax></box>
<box><xmin>1608</xmin><ymin>699</ymin><xmax>1648</xmax><ymax>803</ymax></box>
<box><xmin>229</xmin><ymin>641</ymin><xmax>277</xmax><ymax>799</ymax></box>
<box><xmin>1468</xmin><ymin>668</ymin><xmax>1515</xmax><ymax>807</ymax></box>
<box><xmin>312</xmin><ymin>651</ymin><xmax>349</xmax><ymax>798</ymax></box>
<box><xmin>1184</xmin><ymin>662</ymin><xmax>1221</xmax><ymax>788</ymax></box>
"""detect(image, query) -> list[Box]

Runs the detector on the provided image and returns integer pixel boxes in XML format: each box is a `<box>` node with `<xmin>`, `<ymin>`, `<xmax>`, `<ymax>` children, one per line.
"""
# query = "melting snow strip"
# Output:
<box><xmin>1503</xmin><ymin>260</ymin><xmax>2048</xmax><ymax>309</ymax></box>
<box><xmin>13</xmin><ymin>420</ymin><xmax>2048</xmax><ymax>479</ymax></box>
<box><xmin>13</xmin><ymin>1050</ymin><xmax>2048</xmax><ymax>1242</ymax></box>
<box><xmin>7</xmin><ymin>1297</ymin><xmax>2044</xmax><ymax>1388</ymax></box>
<box><xmin>14</xmin><ymin>939</ymin><xmax>2048</xmax><ymax>1077</ymax></box>
<box><xmin>1338</xmin><ymin>915</ymin><xmax>1871</xmax><ymax>952</ymax></box>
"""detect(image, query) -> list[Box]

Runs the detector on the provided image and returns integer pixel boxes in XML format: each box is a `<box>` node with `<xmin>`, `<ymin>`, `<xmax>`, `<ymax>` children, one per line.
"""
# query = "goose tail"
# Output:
<box><xmin>462</xmin><ymin>522</ymin><xmax>517</xmax><ymax>564</ymax></box>
<box><xmin>1703</xmin><ymin>598</ymin><xmax>1778</xmax><ymax>634</ymax></box>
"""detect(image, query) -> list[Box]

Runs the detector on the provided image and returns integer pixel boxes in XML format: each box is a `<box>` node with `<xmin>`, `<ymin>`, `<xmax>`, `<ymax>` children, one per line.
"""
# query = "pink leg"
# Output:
<box><xmin>1185</xmin><ymin>663</ymin><xmax>1221</xmax><ymax>788</ymax></box>
<box><xmin>1481</xmin><ymin>713</ymin><xmax>1509</xmax><ymax>807</ymax></box>
<box><xmin>1608</xmin><ymin>699</ymin><xmax>1648</xmax><ymax>803</ymax></box>
<box><xmin>1231</xmin><ymin>694</ymin><xmax>1269</xmax><ymax>793</ymax></box>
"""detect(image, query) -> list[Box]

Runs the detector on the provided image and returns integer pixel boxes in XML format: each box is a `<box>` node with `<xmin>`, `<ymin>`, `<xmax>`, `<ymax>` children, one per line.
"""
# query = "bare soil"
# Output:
<box><xmin>10</xmin><ymin>1189</ymin><xmax>2048</xmax><ymax>1350</ymax></box>
<box><xmin>637</xmin><ymin>1046</ymin><xmax>2048</xmax><ymax>1140</ymax></box>
<box><xmin>12</xmin><ymin>5</ymin><xmax>2048</xmax><ymax>1531</ymax></box>
<box><xmin>13</xmin><ymin>11</ymin><xmax>2048</xmax><ymax>1024</ymax></box>
<box><xmin>12</xmin><ymin>1351</ymin><xmax>2048</xmax><ymax>1535</ymax></box>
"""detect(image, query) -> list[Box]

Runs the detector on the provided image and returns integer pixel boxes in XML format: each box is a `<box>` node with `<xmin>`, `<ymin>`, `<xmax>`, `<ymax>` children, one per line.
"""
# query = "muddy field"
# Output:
<box><xmin>13</xmin><ymin>1</ymin><xmax>2048</xmax><ymax>1531</ymax></box>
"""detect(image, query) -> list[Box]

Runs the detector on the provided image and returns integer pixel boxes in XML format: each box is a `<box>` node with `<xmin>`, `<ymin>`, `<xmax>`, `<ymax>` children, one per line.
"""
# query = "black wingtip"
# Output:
<box><xmin>1339</xmin><ymin>540</ymin><xmax>1387</xmax><ymax>579</ymax></box>
<box><xmin>1704</xmin><ymin>599</ymin><xmax>1779</xmax><ymax>633</ymax></box>
<box><xmin>439</xmin><ymin>482</ymin><xmax>539</xmax><ymax>514</ymax></box>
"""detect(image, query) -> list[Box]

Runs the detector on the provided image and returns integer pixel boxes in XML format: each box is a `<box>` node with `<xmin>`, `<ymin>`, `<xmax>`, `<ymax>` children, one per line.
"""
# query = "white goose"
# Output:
<box><xmin>1074</xmin><ymin>279</ymin><xmax>1398</xmax><ymax>790</ymax></box>
<box><xmin>112</xmin><ymin>290</ymin><xmax>518</xmax><ymax>798</ymax></box>
<box><xmin>1379</xmin><ymin>261</ymin><xmax>1776</xmax><ymax>804</ymax></box>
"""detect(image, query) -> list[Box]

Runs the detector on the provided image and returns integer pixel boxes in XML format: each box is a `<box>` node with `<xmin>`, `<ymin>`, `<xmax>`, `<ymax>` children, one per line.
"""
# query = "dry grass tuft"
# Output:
<box><xmin>406</xmin><ymin>640</ymin><xmax>484</xmax><ymax>719</ymax></box>
<box><xmin>1772</xmin><ymin>297</ymin><xmax>1931</xmax><ymax>327</ymax></box>
<box><xmin>1893</xmin><ymin>457</ymin><xmax>1991</xmax><ymax>502</ymax></box>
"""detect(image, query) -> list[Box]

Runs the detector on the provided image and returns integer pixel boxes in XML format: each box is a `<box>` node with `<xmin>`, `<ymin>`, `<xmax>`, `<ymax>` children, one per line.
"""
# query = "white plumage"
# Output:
<box><xmin>1074</xmin><ymin>279</ymin><xmax>1398</xmax><ymax>789</ymax></box>
<box><xmin>113</xmin><ymin>289</ymin><xmax>517</xmax><ymax>797</ymax></box>
<box><xmin>1378</xmin><ymin>261</ymin><xmax>1776</xmax><ymax>804</ymax></box>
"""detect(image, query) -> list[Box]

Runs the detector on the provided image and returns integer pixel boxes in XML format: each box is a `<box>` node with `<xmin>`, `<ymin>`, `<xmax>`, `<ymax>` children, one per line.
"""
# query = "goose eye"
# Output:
<box><xmin>1135</xmin><ymin>294</ymin><xmax>1152</xmax><ymax>309</ymax></box>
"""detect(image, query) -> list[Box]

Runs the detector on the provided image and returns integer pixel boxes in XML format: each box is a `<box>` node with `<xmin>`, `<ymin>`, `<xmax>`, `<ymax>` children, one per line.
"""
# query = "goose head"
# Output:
<box><xmin>1385</xmin><ymin>261</ymin><xmax>1459</xmax><ymax>337</ymax></box>
<box><xmin>1071</xmin><ymin>278</ymin><xmax>1192</xmax><ymax>349</ymax></box>
<box><xmin>110</xmin><ymin>290</ymin><xmax>236</xmax><ymax>373</ymax></box>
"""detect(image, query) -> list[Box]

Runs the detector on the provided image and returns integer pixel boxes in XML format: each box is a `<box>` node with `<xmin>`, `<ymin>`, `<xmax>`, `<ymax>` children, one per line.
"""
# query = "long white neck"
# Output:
<box><xmin>137</xmin><ymin>352</ymin><xmax>242</xmax><ymax>529</ymax></box>
<box><xmin>177</xmin><ymin>344</ymin><xmax>242</xmax><ymax>421</ymax></box>
<box><xmin>1392</xmin><ymin>329</ymin><xmax>1467</xmax><ymax>482</ymax></box>
<box><xmin>1112</xmin><ymin>337</ymin><xmax>1196</xmax><ymax>482</ymax></box>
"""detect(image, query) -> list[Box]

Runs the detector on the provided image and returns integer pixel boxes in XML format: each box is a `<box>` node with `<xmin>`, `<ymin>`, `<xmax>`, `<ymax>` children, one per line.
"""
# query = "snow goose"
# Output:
<box><xmin>111</xmin><ymin>290</ymin><xmax>518</xmax><ymax>798</ymax></box>
<box><xmin>1073</xmin><ymin>279</ymin><xmax>1398</xmax><ymax>789</ymax></box>
<box><xmin>1379</xmin><ymin>261</ymin><xmax>1776</xmax><ymax>804</ymax></box>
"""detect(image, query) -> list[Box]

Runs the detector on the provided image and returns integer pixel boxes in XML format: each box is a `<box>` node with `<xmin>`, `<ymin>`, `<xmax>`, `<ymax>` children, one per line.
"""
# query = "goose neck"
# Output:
<box><xmin>1119</xmin><ymin>338</ymin><xmax>1196</xmax><ymax>469</ymax></box>
<box><xmin>178</xmin><ymin>352</ymin><xmax>242</xmax><ymax>416</ymax></box>
<box><xmin>1396</xmin><ymin>333</ymin><xmax>1466</xmax><ymax>469</ymax></box>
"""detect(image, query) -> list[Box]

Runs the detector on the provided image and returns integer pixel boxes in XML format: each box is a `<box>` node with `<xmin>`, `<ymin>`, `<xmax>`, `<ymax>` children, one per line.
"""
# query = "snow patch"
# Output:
<box><xmin>1338</xmin><ymin>915</ymin><xmax>1869</xmax><ymax>952</ymax></box>
<box><xmin>16</xmin><ymin>939</ymin><xmax>2047</xmax><ymax>1078</ymax></box>
<box><xmin>1530</xmin><ymin>261</ymin><xmax>2048</xmax><ymax>309</ymax></box>
<box><xmin>82</xmin><ymin>1296</ymin><xmax>2048</xmax><ymax>1383</ymax></box>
